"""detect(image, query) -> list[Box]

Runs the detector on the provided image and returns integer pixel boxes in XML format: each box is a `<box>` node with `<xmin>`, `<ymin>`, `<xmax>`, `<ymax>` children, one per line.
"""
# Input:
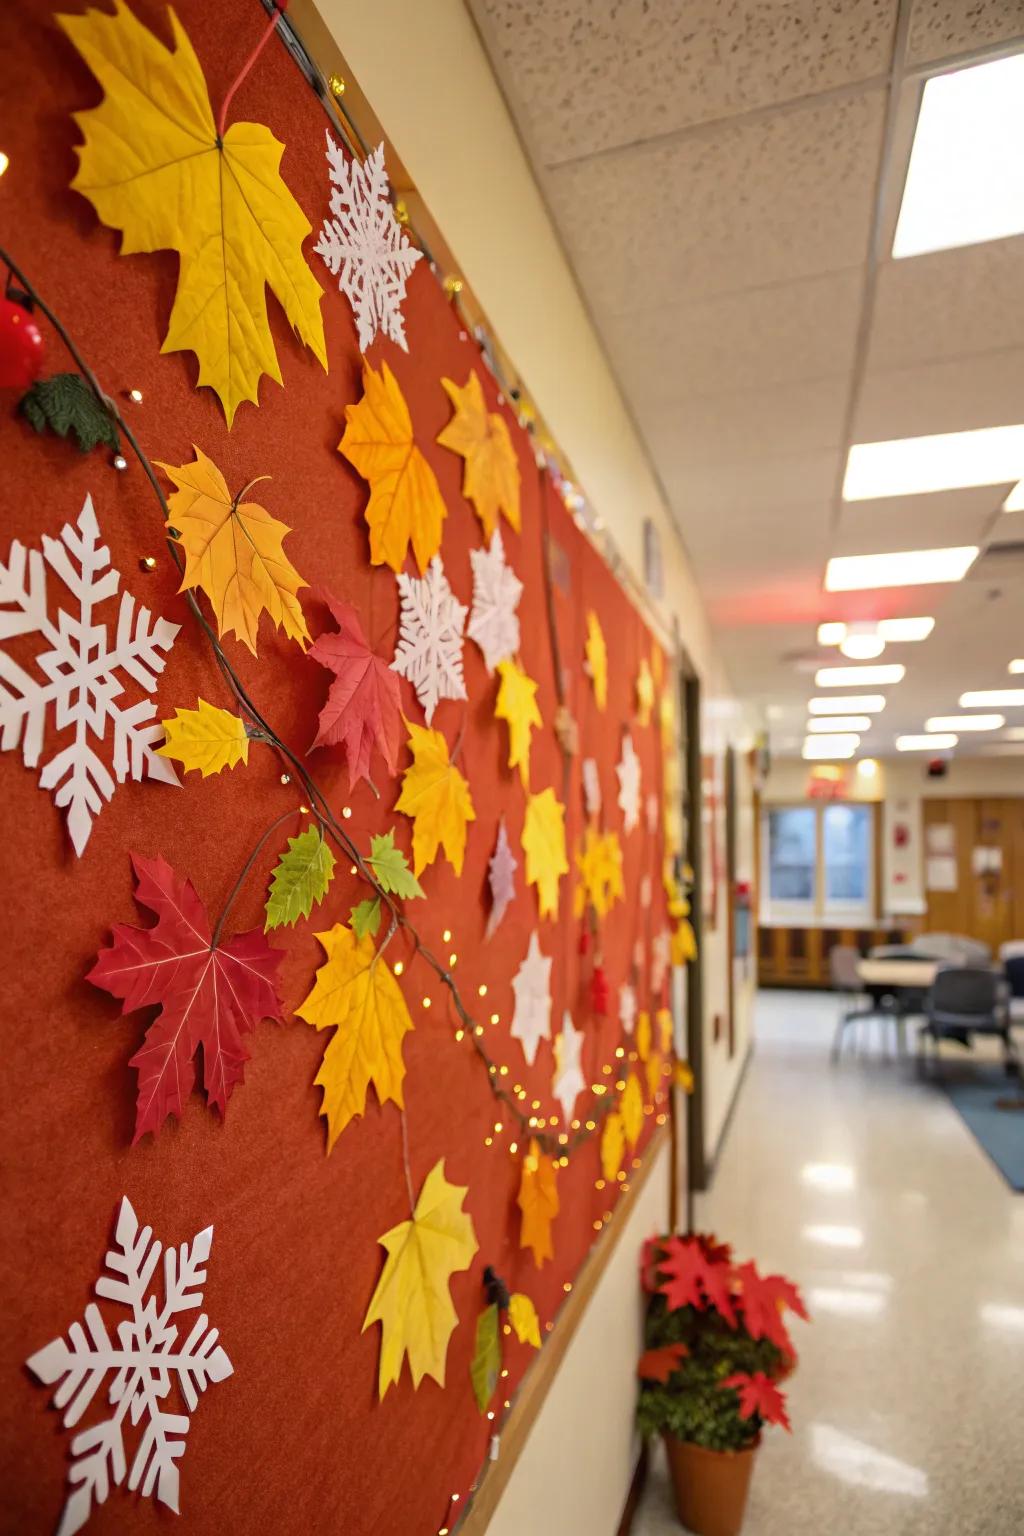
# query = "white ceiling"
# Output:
<box><xmin>469</xmin><ymin>0</ymin><xmax>1024</xmax><ymax>758</ymax></box>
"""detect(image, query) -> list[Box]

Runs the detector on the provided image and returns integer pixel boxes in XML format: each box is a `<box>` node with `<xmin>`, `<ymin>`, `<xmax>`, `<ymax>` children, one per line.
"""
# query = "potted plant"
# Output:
<box><xmin>636</xmin><ymin>1233</ymin><xmax>808</xmax><ymax>1536</ymax></box>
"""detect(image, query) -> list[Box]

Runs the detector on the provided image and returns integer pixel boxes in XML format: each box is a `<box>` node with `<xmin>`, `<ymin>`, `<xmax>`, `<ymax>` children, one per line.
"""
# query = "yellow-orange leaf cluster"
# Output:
<box><xmin>437</xmin><ymin>372</ymin><xmax>521</xmax><ymax>538</ymax></box>
<box><xmin>518</xmin><ymin>1139</ymin><xmax>559</xmax><ymax>1267</ymax></box>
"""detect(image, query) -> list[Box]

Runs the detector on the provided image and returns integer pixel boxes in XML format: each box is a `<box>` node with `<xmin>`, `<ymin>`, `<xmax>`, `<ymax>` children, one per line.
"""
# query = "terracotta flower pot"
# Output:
<box><xmin>662</xmin><ymin>1433</ymin><xmax>759</xmax><ymax>1536</ymax></box>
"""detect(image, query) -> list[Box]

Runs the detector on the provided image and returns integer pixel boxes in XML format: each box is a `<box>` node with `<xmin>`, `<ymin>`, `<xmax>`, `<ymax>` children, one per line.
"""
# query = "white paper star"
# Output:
<box><xmin>616</xmin><ymin>732</ymin><xmax>642</xmax><ymax>833</ymax></box>
<box><xmin>511</xmin><ymin>932</ymin><xmax>552</xmax><ymax>1065</ymax></box>
<box><xmin>553</xmin><ymin>1011</ymin><xmax>585</xmax><ymax>1124</ymax></box>
<box><xmin>619</xmin><ymin>982</ymin><xmax>637</xmax><ymax>1035</ymax></box>
<box><xmin>315</xmin><ymin>136</ymin><xmax>422</xmax><ymax>354</ymax></box>
<box><xmin>392</xmin><ymin>556</ymin><xmax>468</xmax><ymax>724</ymax></box>
<box><xmin>582</xmin><ymin>757</ymin><xmax>602</xmax><ymax>818</ymax></box>
<box><xmin>651</xmin><ymin>929</ymin><xmax>671</xmax><ymax>994</ymax></box>
<box><xmin>467</xmin><ymin>530</ymin><xmax>523</xmax><ymax>673</ymax></box>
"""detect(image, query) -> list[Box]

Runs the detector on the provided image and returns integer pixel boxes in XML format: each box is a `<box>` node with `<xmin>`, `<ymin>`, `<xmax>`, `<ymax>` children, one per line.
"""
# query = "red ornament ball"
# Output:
<box><xmin>0</xmin><ymin>296</ymin><xmax>45</xmax><ymax>389</ymax></box>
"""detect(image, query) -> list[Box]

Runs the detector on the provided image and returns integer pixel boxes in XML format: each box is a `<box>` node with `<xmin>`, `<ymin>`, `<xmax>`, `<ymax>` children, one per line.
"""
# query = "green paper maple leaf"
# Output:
<box><xmin>470</xmin><ymin>1303</ymin><xmax>501</xmax><ymax>1412</ymax></box>
<box><xmin>19</xmin><ymin>372</ymin><xmax>121</xmax><ymax>454</ymax></box>
<box><xmin>265</xmin><ymin>828</ymin><xmax>335</xmax><ymax>932</ymax></box>
<box><xmin>367</xmin><ymin>830</ymin><xmax>425</xmax><ymax>900</ymax></box>
<box><xmin>350</xmin><ymin>897</ymin><xmax>383</xmax><ymax>940</ymax></box>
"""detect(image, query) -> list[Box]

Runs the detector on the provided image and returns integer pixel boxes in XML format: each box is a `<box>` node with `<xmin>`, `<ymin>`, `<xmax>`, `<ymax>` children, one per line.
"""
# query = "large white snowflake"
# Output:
<box><xmin>616</xmin><ymin>732</ymin><xmax>642</xmax><ymax>834</ymax></box>
<box><xmin>467</xmin><ymin>529</ymin><xmax>523</xmax><ymax>673</ymax></box>
<box><xmin>552</xmin><ymin>1011</ymin><xmax>586</xmax><ymax>1125</ymax></box>
<box><xmin>315</xmin><ymin>134</ymin><xmax>422</xmax><ymax>354</ymax></box>
<box><xmin>0</xmin><ymin>494</ymin><xmax>179</xmax><ymax>856</ymax></box>
<box><xmin>581</xmin><ymin>757</ymin><xmax>602</xmax><ymax>818</ymax></box>
<box><xmin>392</xmin><ymin>556</ymin><xmax>468</xmax><ymax>724</ymax></box>
<box><xmin>27</xmin><ymin>1197</ymin><xmax>232</xmax><ymax>1536</ymax></box>
<box><xmin>511</xmin><ymin>931</ymin><xmax>552</xmax><ymax>1065</ymax></box>
<box><xmin>619</xmin><ymin>982</ymin><xmax>637</xmax><ymax>1036</ymax></box>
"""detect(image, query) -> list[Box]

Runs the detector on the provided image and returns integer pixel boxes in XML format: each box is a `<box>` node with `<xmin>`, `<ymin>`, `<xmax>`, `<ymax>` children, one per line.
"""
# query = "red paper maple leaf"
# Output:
<box><xmin>656</xmin><ymin>1235</ymin><xmax>738</xmax><ymax>1326</ymax></box>
<box><xmin>309</xmin><ymin>593</ymin><xmax>401</xmax><ymax>787</ymax></box>
<box><xmin>721</xmin><ymin>1371</ymin><xmax>791</xmax><ymax>1432</ymax></box>
<box><xmin>88</xmin><ymin>854</ymin><xmax>284</xmax><ymax>1142</ymax></box>
<box><xmin>590</xmin><ymin>964</ymin><xmax>610</xmax><ymax>1016</ymax></box>
<box><xmin>733</xmin><ymin>1262</ymin><xmax>801</xmax><ymax>1353</ymax></box>
<box><xmin>637</xmin><ymin>1341</ymin><xmax>689</xmax><ymax>1383</ymax></box>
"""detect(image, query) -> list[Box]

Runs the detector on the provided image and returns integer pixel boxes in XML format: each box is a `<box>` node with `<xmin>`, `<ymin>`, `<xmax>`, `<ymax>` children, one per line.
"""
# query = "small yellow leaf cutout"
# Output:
<box><xmin>340</xmin><ymin>359</ymin><xmax>447</xmax><ymax>574</ymax></box>
<box><xmin>584</xmin><ymin>611</ymin><xmax>608</xmax><ymax>711</ymax></box>
<box><xmin>636</xmin><ymin>1010</ymin><xmax>652</xmax><ymax>1063</ymax></box>
<box><xmin>675</xmin><ymin>1060</ymin><xmax>695</xmax><ymax>1094</ymax></box>
<box><xmin>635</xmin><ymin>657</ymin><xmax>655</xmax><ymax>727</ymax></box>
<box><xmin>522</xmin><ymin>788</ymin><xmax>569</xmax><ymax>920</ymax></box>
<box><xmin>601</xmin><ymin>1111</ymin><xmax>625</xmax><ymax>1182</ymax></box>
<box><xmin>158</xmin><ymin>447</ymin><xmax>310</xmax><ymax>656</ymax></box>
<box><xmin>651</xmin><ymin>647</ymin><xmax>665</xmax><ymax>689</ymax></box>
<box><xmin>620</xmin><ymin>1073</ymin><xmax>645</xmax><ymax>1150</ymax></box>
<box><xmin>157</xmin><ymin>699</ymin><xmax>248</xmax><ymax>777</ymax></box>
<box><xmin>671</xmin><ymin>918</ymin><xmax>698</xmax><ymax>966</ymax></box>
<box><xmin>656</xmin><ymin>1007</ymin><xmax>674</xmax><ymax>1054</ymax></box>
<box><xmin>59</xmin><ymin>1</ymin><xmax>327</xmax><ymax>426</ymax></box>
<box><xmin>296</xmin><ymin>923</ymin><xmax>414</xmax><ymax>1151</ymax></box>
<box><xmin>646</xmin><ymin>1049</ymin><xmax>664</xmax><ymax>1100</ymax></box>
<box><xmin>394</xmin><ymin>719</ymin><xmax>476</xmax><ymax>875</ymax></box>
<box><xmin>494</xmin><ymin>659</ymin><xmax>542</xmax><ymax>787</ymax></box>
<box><xmin>508</xmin><ymin>1292</ymin><xmax>541</xmax><ymax>1349</ymax></box>
<box><xmin>362</xmin><ymin>1158</ymin><xmax>478</xmax><ymax>1397</ymax></box>
<box><xmin>660</xmin><ymin>689</ymin><xmax>675</xmax><ymax>748</ymax></box>
<box><xmin>574</xmin><ymin>828</ymin><xmax>624</xmax><ymax>919</ymax></box>
<box><xmin>437</xmin><ymin>372</ymin><xmax>522</xmax><ymax>538</ymax></box>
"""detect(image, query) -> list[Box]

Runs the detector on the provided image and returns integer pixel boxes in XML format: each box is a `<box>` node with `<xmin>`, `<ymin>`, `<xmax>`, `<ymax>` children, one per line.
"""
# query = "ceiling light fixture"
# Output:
<box><xmin>893</xmin><ymin>53</ymin><xmax>1024</xmax><ymax>259</ymax></box>
<box><xmin>802</xmin><ymin>735</ymin><xmax>860</xmax><ymax>760</ymax></box>
<box><xmin>843</xmin><ymin>427</ymin><xmax>1024</xmax><ymax>501</ymax></box>
<box><xmin>959</xmin><ymin>690</ymin><xmax>1024</xmax><ymax>708</ymax></box>
<box><xmin>896</xmin><ymin>734</ymin><xmax>957</xmax><ymax>752</ymax></box>
<box><xmin>1003</xmin><ymin>482</ymin><xmax>1024</xmax><ymax>513</ymax></box>
<box><xmin>825</xmin><ymin>547</ymin><xmax>978</xmax><ymax>590</ymax></box>
<box><xmin>807</xmin><ymin>716</ymin><xmax>871</xmax><ymax>733</ymax></box>
<box><xmin>878</xmin><ymin>617</ymin><xmax>935</xmax><ymax>642</ymax></box>
<box><xmin>924</xmin><ymin>714</ymin><xmax>1004</xmax><ymax>733</ymax></box>
<box><xmin>817</xmin><ymin>622</ymin><xmax>846</xmax><ymax>646</ymax></box>
<box><xmin>839</xmin><ymin>633</ymin><xmax>886</xmax><ymax>660</ymax></box>
<box><xmin>815</xmin><ymin>664</ymin><xmax>905</xmax><ymax>687</ymax></box>
<box><xmin>808</xmin><ymin>695</ymin><xmax>886</xmax><ymax>714</ymax></box>
<box><xmin>856</xmin><ymin>758</ymin><xmax>878</xmax><ymax>779</ymax></box>
<box><xmin>1009</xmin><ymin>660</ymin><xmax>1024</xmax><ymax>675</ymax></box>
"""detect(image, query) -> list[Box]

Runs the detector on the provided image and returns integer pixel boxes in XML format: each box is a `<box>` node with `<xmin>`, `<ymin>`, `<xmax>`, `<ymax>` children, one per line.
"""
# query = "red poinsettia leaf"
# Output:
<box><xmin>699</xmin><ymin>1254</ymin><xmax>738</xmax><ymax>1328</ymax></box>
<box><xmin>656</xmin><ymin>1234</ymin><xmax>738</xmax><ymax>1325</ymax></box>
<box><xmin>695</xmin><ymin>1231</ymin><xmax>734</xmax><ymax>1266</ymax></box>
<box><xmin>309</xmin><ymin>593</ymin><xmax>402</xmax><ymax>788</ymax></box>
<box><xmin>638</xmin><ymin>1341</ymin><xmax>689</xmax><ymax>1384</ymax></box>
<box><xmin>733</xmin><ymin>1261</ymin><xmax>796</xmax><ymax>1354</ymax></box>
<box><xmin>762</xmin><ymin>1272</ymin><xmax>810</xmax><ymax>1321</ymax></box>
<box><xmin>721</xmin><ymin>1371</ymin><xmax>791</xmax><ymax>1432</ymax></box>
<box><xmin>88</xmin><ymin>854</ymin><xmax>284</xmax><ymax>1142</ymax></box>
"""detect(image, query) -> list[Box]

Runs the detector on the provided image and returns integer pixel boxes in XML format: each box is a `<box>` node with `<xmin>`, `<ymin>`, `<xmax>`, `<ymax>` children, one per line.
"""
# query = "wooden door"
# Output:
<box><xmin>971</xmin><ymin>799</ymin><xmax>1017</xmax><ymax>953</ymax></box>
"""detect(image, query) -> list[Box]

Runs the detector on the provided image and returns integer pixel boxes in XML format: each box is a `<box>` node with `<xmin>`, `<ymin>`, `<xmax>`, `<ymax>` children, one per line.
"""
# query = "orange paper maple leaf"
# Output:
<box><xmin>437</xmin><ymin>372</ymin><xmax>521</xmax><ymax>538</ymax></box>
<box><xmin>340</xmin><ymin>360</ymin><xmax>447</xmax><ymax>573</ymax></box>
<box><xmin>517</xmin><ymin>1139</ymin><xmax>559</xmax><ymax>1267</ymax></box>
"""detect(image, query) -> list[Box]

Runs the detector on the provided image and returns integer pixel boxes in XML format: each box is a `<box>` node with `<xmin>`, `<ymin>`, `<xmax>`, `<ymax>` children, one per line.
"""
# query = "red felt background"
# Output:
<box><xmin>0</xmin><ymin>3</ymin><xmax>673</xmax><ymax>1533</ymax></box>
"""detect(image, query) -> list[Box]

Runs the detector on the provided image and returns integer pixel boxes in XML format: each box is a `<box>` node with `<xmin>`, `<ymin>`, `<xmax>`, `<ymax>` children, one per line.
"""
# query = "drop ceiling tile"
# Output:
<box><xmin>472</xmin><ymin>0</ymin><xmax>897</xmax><ymax>164</ymax></box>
<box><xmin>868</xmin><ymin>238</ymin><xmax>1024</xmax><ymax>372</ymax></box>
<box><xmin>833</xmin><ymin>485</ymin><xmax>1000</xmax><ymax>555</ymax></box>
<box><xmin>853</xmin><ymin>347</ymin><xmax>1024</xmax><ymax>440</ymax></box>
<box><xmin>545</xmin><ymin>89</ymin><xmax>886</xmax><ymax>312</ymax></box>
<box><xmin>644</xmin><ymin>375</ymin><xmax>849</xmax><ymax>467</ymax></box>
<box><xmin>661</xmin><ymin>448</ymin><xmax>839</xmax><ymax>516</ymax></box>
<box><xmin>906</xmin><ymin>0</ymin><xmax>1024</xmax><ymax>64</ymax></box>
<box><xmin>599</xmin><ymin>269</ymin><xmax>864</xmax><ymax>410</ymax></box>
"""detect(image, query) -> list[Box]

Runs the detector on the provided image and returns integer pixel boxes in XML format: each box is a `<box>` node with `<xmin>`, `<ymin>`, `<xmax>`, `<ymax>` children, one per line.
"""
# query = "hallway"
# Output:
<box><xmin>636</xmin><ymin>992</ymin><xmax>1024</xmax><ymax>1536</ymax></box>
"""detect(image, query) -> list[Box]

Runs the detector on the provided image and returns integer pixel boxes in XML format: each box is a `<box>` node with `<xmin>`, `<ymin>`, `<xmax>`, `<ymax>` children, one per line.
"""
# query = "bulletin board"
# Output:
<box><xmin>0</xmin><ymin>3</ymin><xmax>690</xmax><ymax>1533</ymax></box>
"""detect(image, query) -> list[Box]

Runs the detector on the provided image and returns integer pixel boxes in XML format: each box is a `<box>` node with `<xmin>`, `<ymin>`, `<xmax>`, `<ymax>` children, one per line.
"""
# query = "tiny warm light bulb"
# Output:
<box><xmin>602</xmin><ymin>1063</ymin><xmax>612</xmax><ymax>1075</ymax></box>
<box><xmin>595</xmin><ymin>1178</ymin><xmax>605</xmax><ymax>1190</ymax></box>
<box><xmin>509</xmin><ymin>1141</ymin><xmax>517</xmax><ymax>1154</ymax></box>
<box><xmin>393</xmin><ymin>961</ymin><xmax>404</xmax><ymax>976</ymax></box>
<box><xmin>329</xmin><ymin>73</ymin><xmax>346</xmax><ymax>98</ymax></box>
<box><xmin>563</xmin><ymin>1281</ymin><xmax>572</xmax><ymax>1294</ymax></box>
<box><xmin>585</xmin><ymin>1119</ymin><xmax>596</xmax><ymax>1131</ymax></box>
<box><xmin>443</xmin><ymin>928</ymin><xmax>452</xmax><ymax>942</ymax></box>
<box><xmin>342</xmin><ymin>805</ymin><xmax>352</xmax><ymax>819</ymax></box>
<box><xmin>279</xmin><ymin>773</ymin><xmax>291</xmax><ymax>786</ymax></box>
<box><xmin>532</xmin><ymin>1099</ymin><xmax>541</xmax><ymax>1110</ymax></box>
<box><xmin>139</xmin><ymin>556</ymin><xmax>157</xmax><ymax>571</ymax></box>
<box><xmin>484</xmin><ymin>1136</ymin><xmax>493</xmax><ymax>1147</ymax></box>
<box><xmin>571</xmin><ymin>1118</ymin><xmax>580</xmax><ymax>1129</ymax></box>
<box><xmin>474</xmin><ymin>1025</ymin><xmax>484</xmax><ymax>1037</ymax></box>
<box><xmin>498</xmin><ymin>1064</ymin><xmax>508</xmax><ymax>1076</ymax></box>
<box><xmin>454</xmin><ymin>1028</ymin><xmax>464</xmax><ymax>1042</ymax></box>
<box><xmin>615</xmin><ymin>1046</ymin><xmax>624</xmax><ymax>1058</ymax></box>
<box><xmin>478</xmin><ymin>984</ymin><xmax>488</xmax><ymax>997</ymax></box>
<box><xmin>128</xmin><ymin>387</ymin><xmax>143</xmax><ymax>403</ymax></box>
<box><xmin>490</xmin><ymin>1012</ymin><xmax>500</xmax><ymax>1025</ymax></box>
<box><xmin>494</xmin><ymin>1122</ymin><xmax>503</xmax><ymax>1133</ymax></box>
<box><xmin>422</xmin><ymin>997</ymin><xmax>431</xmax><ymax>1009</ymax></box>
<box><xmin>0</xmin><ymin>151</ymin><xmax>9</xmax><ymax>177</ymax></box>
<box><xmin>449</xmin><ymin>952</ymin><xmax>457</xmax><ymax>967</ymax></box>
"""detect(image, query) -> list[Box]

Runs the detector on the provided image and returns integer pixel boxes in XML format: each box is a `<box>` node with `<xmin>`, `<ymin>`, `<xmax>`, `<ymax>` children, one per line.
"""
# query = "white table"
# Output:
<box><xmin>857</xmin><ymin>958</ymin><xmax>939</xmax><ymax>990</ymax></box>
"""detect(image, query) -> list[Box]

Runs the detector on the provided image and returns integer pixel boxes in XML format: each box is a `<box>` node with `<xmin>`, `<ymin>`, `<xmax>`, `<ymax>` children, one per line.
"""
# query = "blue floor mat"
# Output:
<box><xmin>942</xmin><ymin>1066</ymin><xmax>1024</xmax><ymax>1191</ymax></box>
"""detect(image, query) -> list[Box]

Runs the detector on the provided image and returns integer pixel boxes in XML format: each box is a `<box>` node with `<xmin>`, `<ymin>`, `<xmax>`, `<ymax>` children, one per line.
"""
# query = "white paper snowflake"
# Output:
<box><xmin>552</xmin><ymin>1011</ymin><xmax>585</xmax><ymax>1125</ymax></box>
<box><xmin>582</xmin><ymin>757</ymin><xmax>602</xmax><ymax>818</ymax></box>
<box><xmin>0</xmin><ymin>494</ymin><xmax>179</xmax><ymax>856</ymax></box>
<box><xmin>467</xmin><ymin>529</ymin><xmax>523</xmax><ymax>673</ymax></box>
<box><xmin>27</xmin><ymin>1197</ymin><xmax>232</xmax><ymax>1535</ymax></box>
<box><xmin>619</xmin><ymin>982</ymin><xmax>637</xmax><ymax>1036</ymax></box>
<box><xmin>616</xmin><ymin>732</ymin><xmax>642</xmax><ymax>833</ymax></box>
<box><xmin>652</xmin><ymin>929</ymin><xmax>671</xmax><ymax>994</ymax></box>
<box><xmin>391</xmin><ymin>556</ymin><xmax>468</xmax><ymax>724</ymax></box>
<box><xmin>315</xmin><ymin>134</ymin><xmax>422</xmax><ymax>354</ymax></box>
<box><xmin>511</xmin><ymin>931</ymin><xmax>552</xmax><ymax>1065</ymax></box>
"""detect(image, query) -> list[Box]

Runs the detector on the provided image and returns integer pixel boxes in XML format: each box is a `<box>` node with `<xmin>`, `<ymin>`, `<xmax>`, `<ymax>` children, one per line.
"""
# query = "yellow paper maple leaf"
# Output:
<box><xmin>508</xmin><ymin>1292</ymin><xmax>541</xmax><ymax>1349</ymax></box>
<box><xmin>636</xmin><ymin>1010</ymin><xmax>652</xmax><ymax>1063</ymax></box>
<box><xmin>494</xmin><ymin>659</ymin><xmax>542</xmax><ymax>787</ymax></box>
<box><xmin>158</xmin><ymin>447</ymin><xmax>310</xmax><ymax>655</ymax></box>
<box><xmin>363</xmin><ymin>1159</ymin><xmax>478</xmax><ymax>1396</ymax></box>
<box><xmin>296</xmin><ymin>923</ymin><xmax>414</xmax><ymax>1152</ymax></box>
<box><xmin>59</xmin><ymin>1</ymin><xmax>326</xmax><ymax>426</ymax></box>
<box><xmin>584</xmin><ymin>611</ymin><xmax>608</xmax><ymax>711</ymax></box>
<box><xmin>620</xmin><ymin>1073</ymin><xmax>645</xmax><ymax>1150</ymax></box>
<box><xmin>646</xmin><ymin>1050</ymin><xmax>665</xmax><ymax>1100</ymax></box>
<box><xmin>656</xmin><ymin>1006</ymin><xmax>674</xmax><ymax>1054</ymax></box>
<box><xmin>522</xmin><ymin>788</ymin><xmax>569</xmax><ymax>920</ymax></box>
<box><xmin>517</xmin><ymin>1140</ymin><xmax>559</xmax><ymax>1268</ymax></box>
<box><xmin>437</xmin><ymin>372</ymin><xmax>521</xmax><ymax>538</ymax></box>
<box><xmin>157</xmin><ymin>698</ymin><xmax>249</xmax><ymax>777</ymax></box>
<box><xmin>636</xmin><ymin>657</ymin><xmax>655</xmax><ymax>726</ymax></box>
<box><xmin>574</xmin><ymin>827</ymin><xmax>624</xmax><ymax>919</ymax></box>
<box><xmin>671</xmin><ymin>918</ymin><xmax>698</xmax><ymax>965</ymax></box>
<box><xmin>601</xmin><ymin>1111</ymin><xmax>625</xmax><ymax>1182</ymax></box>
<box><xmin>394</xmin><ymin>720</ymin><xmax>475</xmax><ymax>875</ymax></box>
<box><xmin>340</xmin><ymin>360</ymin><xmax>447</xmax><ymax>573</ymax></box>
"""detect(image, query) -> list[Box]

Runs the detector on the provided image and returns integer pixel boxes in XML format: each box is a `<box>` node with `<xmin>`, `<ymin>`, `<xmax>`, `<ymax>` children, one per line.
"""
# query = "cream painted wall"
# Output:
<box><xmin>313</xmin><ymin>6</ymin><xmax>755</xmax><ymax>1529</ymax></box>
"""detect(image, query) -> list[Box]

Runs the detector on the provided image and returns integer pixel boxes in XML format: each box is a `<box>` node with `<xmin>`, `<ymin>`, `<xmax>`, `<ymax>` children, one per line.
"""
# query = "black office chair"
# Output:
<box><xmin>920</xmin><ymin>967</ymin><xmax>1018</xmax><ymax>1077</ymax></box>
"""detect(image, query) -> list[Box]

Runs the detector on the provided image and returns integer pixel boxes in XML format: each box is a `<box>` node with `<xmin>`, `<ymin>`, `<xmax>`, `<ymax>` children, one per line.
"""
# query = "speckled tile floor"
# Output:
<box><xmin>634</xmin><ymin>990</ymin><xmax>1024</xmax><ymax>1536</ymax></box>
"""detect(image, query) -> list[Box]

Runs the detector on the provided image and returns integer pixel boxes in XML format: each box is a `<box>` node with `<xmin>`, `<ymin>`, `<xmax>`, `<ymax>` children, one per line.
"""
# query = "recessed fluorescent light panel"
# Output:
<box><xmin>808</xmin><ymin>695</ymin><xmax>886</xmax><ymax>715</ymax></box>
<box><xmin>844</xmin><ymin>427</ymin><xmax>1024</xmax><ymax>500</ymax></box>
<box><xmin>878</xmin><ymin>617</ymin><xmax>935</xmax><ymax>642</ymax></box>
<box><xmin>826</xmin><ymin>547</ymin><xmax>978</xmax><ymax>590</ymax></box>
<box><xmin>815</xmin><ymin>664</ymin><xmax>905</xmax><ymax>687</ymax></box>
<box><xmin>924</xmin><ymin>715</ymin><xmax>1004</xmax><ymax>733</ymax></box>
<box><xmin>1004</xmin><ymin>482</ymin><xmax>1024</xmax><ymax>513</ymax></box>
<box><xmin>1010</xmin><ymin>660</ymin><xmax>1024</xmax><ymax>675</ymax></box>
<box><xmin>803</xmin><ymin>735</ymin><xmax>860</xmax><ymax>760</ymax></box>
<box><xmin>959</xmin><ymin>690</ymin><xmax>1024</xmax><ymax>708</ymax></box>
<box><xmin>807</xmin><ymin>716</ymin><xmax>871</xmax><ymax>733</ymax></box>
<box><xmin>893</xmin><ymin>53</ymin><xmax>1024</xmax><ymax>258</ymax></box>
<box><xmin>896</xmin><ymin>734</ymin><xmax>957</xmax><ymax>751</ymax></box>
